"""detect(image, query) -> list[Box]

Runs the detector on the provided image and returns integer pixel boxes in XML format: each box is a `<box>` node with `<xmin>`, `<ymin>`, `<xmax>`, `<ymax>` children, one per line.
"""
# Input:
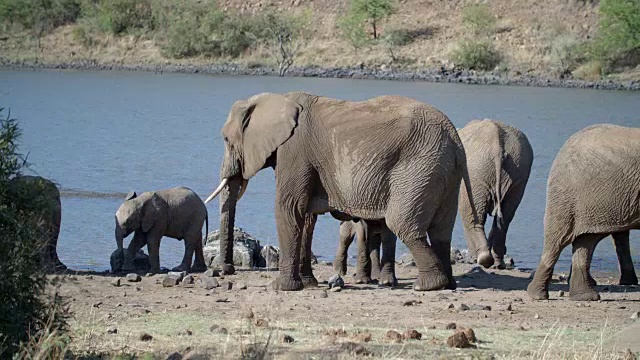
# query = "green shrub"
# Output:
<box><xmin>337</xmin><ymin>12</ymin><xmax>371</xmax><ymax>51</ymax></box>
<box><xmin>346</xmin><ymin>0</ymin><xmax>396</xmax><ymax>39</ymax></box>
<box><xmin>79</xmin><ymin>0</ymin><xmax>154</xmax><ymax>35</ymax></box>
<box><xmin>461</xmin><ymin>3</ymin><xmax>496</xmax><ymax>36</ymax></box>
<box><xmin>591</xmin><ymin>0</ymin><xmax>640</xmax><ymax>71</ymax></box>
<box><xmin>449</xmin><ymin>39</ymin><xmax>502</xmax><ymax>70</ymax></box>
<box><xmin>549</xmin><ymin>34</ymin><xmax>585</xmax><ymax>77</ymax></box>
<box><xmin>0</xmin><ymin>0</ymin><xmax>81</xmax><ymax>31</ymax></box>
<box><xmin>0</xmin><ymin>108</ymin><xmax>70</xmax><ymax>357</ymax></box>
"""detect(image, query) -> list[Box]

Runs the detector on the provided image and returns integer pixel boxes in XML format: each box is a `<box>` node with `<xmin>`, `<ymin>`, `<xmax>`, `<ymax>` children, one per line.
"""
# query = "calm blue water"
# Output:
<box><xmin>1</xmin><ymin>69</ymin><xmax>639</xmax><ymax>273</ymax></box>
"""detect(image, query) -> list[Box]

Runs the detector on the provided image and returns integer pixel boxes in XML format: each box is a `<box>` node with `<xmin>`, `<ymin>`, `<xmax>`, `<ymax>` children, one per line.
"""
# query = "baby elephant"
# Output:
<box><xmin>457</xmin><ymin>119</ymin><xmax>533</xmax><ymax>269</ymax></box>
<box><xmin>112</xmin><ymin>187</ymin><xmax>208</xmax><ymax>274</ymax></box>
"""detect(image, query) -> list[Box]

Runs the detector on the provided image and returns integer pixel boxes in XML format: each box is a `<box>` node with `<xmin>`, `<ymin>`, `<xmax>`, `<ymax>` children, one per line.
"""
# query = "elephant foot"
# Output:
<box><xmin>477</xmin><ymin>250</ymin><xmax>495</xmax><ymax>269</ymax></box>
<box><xmin>526</xmin><ymin>283</ymin><xmax>549</xmax><ymax>300</ymax></box>
<box><xmin>491</xmin><ymin>259</ymin><xmax>506</xmax><ymax>270</ymax></box>
<box><xmin>371</xmin><ymin>268</ymin><xmax>381</xmax><ymax>281</ymax></box>
<box><xmin>588</xmin><ymin>276</ymin><xmax>597</xmax><ymax>287</ymax></box>
<box><xmin>302</xmin><ymin>276</ymin><xmax>319</xmax><ymax>288</ymax></box>
<box><xmin>619</xmin><ymin>273</ymin><xmax>638</xmax><ymax>286</ymax></box>
<box><xmin>354</xmin><ymin>273</ymin><xmax>374</xmax><ymax>284</ymax></box>
<box><xmin>272</xmin><ymin>276</ymin><xmax>304</xmax><ymax>291</ymax></box>
<box><xmin>334</xmin><ymin>262</ymin><xmax>347</xmax><ymax>277</ymax></box>
<box><xmin>378</xmin><ymin>272</ymin><xmax>398</xmax><ymax>287</ymax></box>
<box><xmin>172</xmin><ymin>264</ymin><xmax>190</xmax><ymax>272</ymax></box>
<box><xmin>445</xmin><ymin>276</ymin><xmax>457</xmax><ymax>290</ymax></box>
<box><xmin>190</xmin><ymin>263</ymin><xmax>208</xmax><ymax>273</ymax></box>
<box><xmin>413</xmin><ymin>272</ymin><xmax>448</xmax><ymax>291</ymax></box>
<box><xmin>569</xmin><ymin>289</ymin><xmax>600</xmax><ymax>301</ymax></box>
<box><xmin>222</xmin><ymin>264</ymin><xmax>236</xmax><ymax>275</ymax></box>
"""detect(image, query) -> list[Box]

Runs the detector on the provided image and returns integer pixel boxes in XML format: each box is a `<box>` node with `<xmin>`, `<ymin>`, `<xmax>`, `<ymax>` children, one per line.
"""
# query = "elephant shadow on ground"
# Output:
<box><xmin>455</xmin><ymin>269</ymin><xmax>531</xmax><ymax>291</ymax></box>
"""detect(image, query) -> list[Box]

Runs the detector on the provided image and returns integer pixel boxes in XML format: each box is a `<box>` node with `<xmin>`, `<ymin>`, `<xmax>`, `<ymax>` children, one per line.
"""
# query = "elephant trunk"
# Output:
<box><xmin>218</xmin><ymin>176</ymin><xmax>243</xmax><ymax>274</ymax></box>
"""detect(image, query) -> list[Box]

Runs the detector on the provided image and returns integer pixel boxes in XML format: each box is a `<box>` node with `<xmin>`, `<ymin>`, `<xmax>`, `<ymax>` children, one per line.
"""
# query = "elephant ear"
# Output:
<box><xmin>241</xmin><ymin>93</ymin><xmax>301</xmax><ymax>179</ymax></box>
<box><xmin>141</xmin><ymin>194</ymin><xmax>163</xmax><ymax>233</ymax></box>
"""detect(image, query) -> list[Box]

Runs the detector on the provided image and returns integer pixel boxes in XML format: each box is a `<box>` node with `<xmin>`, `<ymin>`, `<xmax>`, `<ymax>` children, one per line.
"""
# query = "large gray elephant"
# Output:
<box><xmin>204</xmin><ymin>92</ymin><xmax>488</xmax><ymax>291</ymax></box>
<box><xmin>334</xmin><ymin>220</ymin><xmax>397</xmax><ymax>286</ymax></box>
<box><xmin>8</xmin><ymin>175</ymin><xmax>66</xmax><ymax>273</ymax></box>
<box><xmin>457</xmin><ymin>119</ymin><xmax>534</xmax><ymax>269</ymax></box>
<box><xmin>112</xmin><ymin>187</ymin><xmax>208</xmax><ymax>274</ymax></box>
<box><xmin>527</xmin><ymin>124</ymin><xmax>639</xmax><ymax>301</ymax></box>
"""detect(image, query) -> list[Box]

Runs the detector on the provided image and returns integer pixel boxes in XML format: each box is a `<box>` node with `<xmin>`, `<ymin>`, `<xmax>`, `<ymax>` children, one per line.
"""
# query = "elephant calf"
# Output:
<box><xmin>527</xmin><ymin>124</ymin><xmax>640</xmax><ymax>301</ymax></box>
<box><xmin>457</xmin><ymin>119</ymin><xmax>533</xmax><ymax>269</ymax></box>
<box><xmin>8</xmin><ymin>175</ymin><xmax>66</xmax><ymax>273</ymax></box>
<box><xmin>334</xmin><ymin>220</ymin><xmax>397</xmax><ymax>286</ymax></box>
<box><xmin>113</xmin><ymin>187</ymin><xmax>208</xmax><ymax>274</ymax></box>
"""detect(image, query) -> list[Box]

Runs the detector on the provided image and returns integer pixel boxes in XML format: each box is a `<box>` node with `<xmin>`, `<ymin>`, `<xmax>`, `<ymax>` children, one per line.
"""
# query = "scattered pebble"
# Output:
<box><xmin>197</xmin><ymin>277</ymin><xmax>219</xmax><ymax>290</ymax></box>
<box><xmin>319</xmin><ymin>290</ymin><xmax>328</xmax><ymax>298</ymax></box>
<box><xmin>126</xmin><ymin>273</ymin><xmax>141</xmax><ymax>282</ymax></box>
<box><xmin>255</xmin><ymin>318</ymin><xmax>268</xmax><ymax>327</ymax></box>
<box><xmin>330</xmin><ymin>286</ymin><xmax>343</xmax><ymax>293</ymax></box>
<box><xmin>327</xmin><ymin>274</ymin><xmax>345</xmax><ymax>289</ymax></box>
<box><xmin>221</xmin><ymin>281</ymin><xmax>233</xmax><ymax>291</ymax></box>
<box><xmin>106</xmin><ymin>327</ymin><xmax>118</xmax><ymax>334</ymax></box>
<box><xmin>458</xmin><ymin>303</ymin><xmax>470</xmax><ymax>311</ymax></box>
<box><xmin>110</xmin><ymin>278</ymin><xmax>121</xmax><ymax>287</ymax></box>
<box><xmin>204</xmin><ymin>269</ymin><xmax>220</xmax><ymax>277</ymax></box>
<box><xmin>241</xmin><ymin>307</ymin><xmax>255</xmax><ymax>319</ymax></box>
<box><xmin>354</xmin><ymin>332</ymin><xmax>372</xmax><ymax>343</ymax></box>
<box><xmin>558</xmin><ymin>290</ymin><xmax>565</xmax><ymax>297</ymax></box>
<box><xmin>145</xmin><ymin>273</ymin><xmax>153</xmax><ymax>277</ymax></box>
<box><xmin>385</xmin><ymin>330</ymin><xmax>403</xmax><ymax>343</ymax></box>
<box><xmin>447</xmin><ymin>332</ymin><xmax>472</xmax><ymax>348</ymax></box>
<box><xmin>181</xmin><ymin>274</ymin><xmax>194</xmax><ymax>286</ymax></box>
<box><xmin>402</xmin><ymin>300</ymin><xmax>422</xmax><ymax>306</ymax></box>
<box><xmin>404</xmin><ymin>329</ymin><xmax>422</xmax><ymax>340</ymax></box>
<box><xmin>168</xmin><ymin>271</ymin><xmax>186</xmax><ymax>282</ymax></box>
<box><xmin>445</xmin><ymin>303</ymin><xmax>455</xmax><ymax>310</ymax></box>
<box><xmin>140</xmin><ymin>333</ymin><xmax>153</xmax><ymax>341</ymax></box>
<box><xmin>445</xmin><ymin>323</ymin><xmax>457</xmax><ymax>330</ymax></box>
<box><xmin>162</xmin><ymin>276</ymin><xmax>180</xmax><ymax>287</ymax></box>
<box><xmin>631</xmin><ymin>311</ymin><xmax>639</xmax><ymax>320</ymax></box>
<box><xmin>209</xmin><ymin>325</ymin><xmax>228</xmax><ymax>335</ymax></box>
<box><xmin>92</xmin><ymin>301</ymin><xmax>102</xmax><ymax>308</ymax></box>
<box><xmin>534</xmin><ymin>314</ymin><xmax>540</xmax><ymax>319</ymax></box>
<box><xmin>237</xmin><ymin>282</ymin><xmax>247</xmax><ymax>290</ymax></box>
<box><xmin>135</xmin><ymin>286</ymin><xmax>142</xmax><ymax>291</ymax></box>
<box><xmin>166</xmin><ymin>352</ymin><xmax>182</xmax><ymax>360</ymax></box>
<box><xmin>179</xmin><ymin>329</ymin><xmax>193</xmax><ymax>336</ymax></box>
<box><xmin>470</xmin><ymin>304</ymin><xmax>492</xmax><ymax>311</ymax></box>
<box><xmin>281</xmin><ymin>334</ymin><xmax>295</xmax><ymax>343</ymax></box>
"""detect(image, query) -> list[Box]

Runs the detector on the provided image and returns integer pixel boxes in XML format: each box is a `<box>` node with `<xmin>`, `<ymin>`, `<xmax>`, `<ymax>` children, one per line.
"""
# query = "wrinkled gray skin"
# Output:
<box><xmin>527</xmin><ymin>124</ymin><xmax>640</xmax><ymax>301</ymax></box>
<box><xmin>206</xmin><ymin>92</ymin><xmax>485</xmax><ymax>291</ymax></box>
<box><xmin>113</xmin><ymin>187</ymin><xmax>208</xmax><ymax>274</ymax></box>
<box><xmin>457</xmin><ymin>119</ymin><xmax>534</xmax><ymax>269</ymax></box>
<box><xmin>334</xmin><ymin>220</ymin><xmax>398</xmax><ymax>286</ymax></box>
<box><xmin>8</xmin><ymin>175</ymin><xmax>66</xmax><ymax>273</ymax></box>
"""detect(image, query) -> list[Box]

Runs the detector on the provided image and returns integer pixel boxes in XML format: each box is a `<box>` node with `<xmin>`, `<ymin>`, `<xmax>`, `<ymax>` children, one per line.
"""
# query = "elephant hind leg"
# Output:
<box><xmin>612</xmin><ymin>231</ymin><xmax>638</xmax><ymax>286</ymax></box>
<box><xmin>527</xmin><ymin>234</ymin><xmax>569</xmax><ymax>300</ymax></box>
<box><xmin>569</xmin><ymin>233</ymin><xmax>606</xmax><ymax>301</ymax></box>
<box><xmin>191</xmin><ymin>232</ymin><xmax>208</xmax><ymax>273</ymax></box>
<box><xmin>378</xmin><ymin>226</ymin><xmax>397</xmax><ymax>287</ymax></box>
<box><xmin>354</xmin><ymin>221</ymin><xmax>374</xmax><ymax>284</ymax></box>
<box><xmin>174</xmin><ymin>240</ymin><xmax>195</xmax><ymax>272</ymax></box>
<box><xmin>300</xmin><ymin>214</ymin><xmax>319</xmax><ymax>288</ymax></box>
<box><xmin>334</xmin><ymin>221</ymin><xmax>354</xmax><ymax>276</ymax></box>
<box><xmin>488</xmin><ymin>181</ymin><xmax>525</xmax><ymax>269</ymax></box>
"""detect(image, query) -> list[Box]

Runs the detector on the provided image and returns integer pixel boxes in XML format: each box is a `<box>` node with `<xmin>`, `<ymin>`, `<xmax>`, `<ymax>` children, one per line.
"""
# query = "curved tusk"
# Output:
<box><xmin>204</xmin><ymin>178</ymin><xmax>229</xmax><ymax>204</ymax></box>
<box><xmin>238</xmin><ymin>179</ymin><xmax>249</xmax><ymax>201</ymax></box>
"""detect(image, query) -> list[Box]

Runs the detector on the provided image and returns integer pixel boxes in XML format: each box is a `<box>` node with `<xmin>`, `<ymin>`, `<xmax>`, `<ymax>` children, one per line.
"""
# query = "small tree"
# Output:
<box><xmin>591</xmin><ymin>0</ymin><xmax>640</xmax><ymax>70</ymax></box>
<box><xmin>251</xmin><ymin>10</ymin><xmax>310</xmax><ymax>77</ymax></box>
<box><xmin>348</xmin><ymin>0</ymin><xmax>396</xmax><ymax>39</ymax></box>
<box><xmin>337</xmin><ymin>12</ymin><xmax>371</xmax><ymax>52</ymax></box>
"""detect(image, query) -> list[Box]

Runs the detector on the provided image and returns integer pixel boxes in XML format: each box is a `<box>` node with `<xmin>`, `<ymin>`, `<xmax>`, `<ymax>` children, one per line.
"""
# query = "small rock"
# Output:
<box><xmin>281</xmin><ymin>334</ymin><xmax>294</xmax><ymax>343</ymax></box>
<box><xmin>166</xmin><ymin>352</ymin><xmax>183</xmax><ymax>360</ymax></box>
<box><xmin>631</xmin><ymin>311</ymin><xmax>639</xmax><ymax>319</ymax></box>
<box><xmin>354</xmin><ymin>332</ymin><xmax>372</xmax><ymax>342</ymax></box>
<box><xmin>92</xmin><ymin>301</ymin><xmax>102</xmax><ymax>308</ymax></box>
<box><xmin>558</xmin><ymin>290</ymin><xmax>565</xmax><ymax>297</ymax></box>
<box><xmin>126</xmin><ymin>273</ymin><xmax>141</xmax><ymax>282</ymax></box>
<box><xmin>447</xmin><ymin>332</ymin><xmax>472</xmax><ymax>348</ymax></box>
<box><xmin>319</xmin><ymin>290</ymin><xmax>328</xmax><ymax>298</ymax></box>
<box><xmin>501</xmin><ymin>303</ymin><xmax>513</xmax><ymax>311</ymax></box>
<box><xmin>111</xmin><ymin>278</ymin><xmax>121</xmax><ymax>287</ymax></box>
<box><xmin>197</xmin><ymin>277</ymin><xmax>219</xmax><ymax>290</ymax></box>
<box><xmin>534</xmin><ymin>314</ymin><xmax>540</xmax><ymax>319</ymax></box>
<box><xmin>135</xmin><ymin>286</ymin><xmax>142</xmax><ymax>291</ymax></box>
<box><xmin>456</xmin><ymin>327</ymin><xmax>477</xmax><ymax>343</ymax></box>
<box><xmin>385</xmin><ymin>330</ymin><xmax>403</xmax><ymax>343</ymax></box>
<box><xmin>327</xmin><ymin>274</ymin><xmax>344</xmax><ymax>289</ymax></box>
<box><xmin>470</xmin><ymin>304</ymin><xmax>491</xmax><ymax>311</ymax></box>
<box><xmin>140</xmin><ymin>333</ymin><xmax>153</xmax><ymax>341</ymax></box>
<box><xmin>241</xmin><ymin>308</ymin><xmax>255</xmax><ymax>319</ymax></box>
<box><xmin>446</xmin><ymin>303</ymin><xmax>455</xmax><ymax>309</ymax></box>
<box><xmin>145</xmin><ymin>273</ymin><xmax>153</xmax><ymax>277</ymax></box>
<box><xmin>404</xmin><ymin>329</ymin><xmax>422</xmax><ymax>340</ymax></box>
<box><xmin>181</xmin><ymin>274</ymin><xmax>194</xmax><ymax>286</ymax></box>
<box><xmin>179</xmin><ymin>329</ymin><xmax>193</xmax><ymax>336</ymax></box>
<box><xmin>237</xmin><ymin>282</ymin><xmax>247</xmax><ymax>290</ymax></box>
<box><xmin>221</xmin><ymin>281</ymin><xmax>233</xmax><ymax>290</ymax></box>
<box><xmin>504</xmin><ymin>256</ymin><xmax>515</xmax><ymax>269</ymax></box>
<box><xmin>162</xmin><ymin>276</ymin><xmax>179</xmax><ymax>287</ymax></box>
<box><xmin>106</xmin><ymin>327</ymin><xmax>118</xmax><ymax>334</ymax></box>
<box><xmin>204</xmin><ymin>269</ymin><xmax>220</xmax><ymax>277</ymax></box>
<box><xmin>168</xmin><ymin>271</ymin><xmax>186</xmax><ymax>282</ymax></box>
<box><xmin>340</xmin><ymin>342</ymin><xmax>369</xmax><ymax>355</ymax></box>
<box><xmin>330</xmin><ymin>286</ymin><xmax>342</xmax><ymax>292</ymax></box>
<box><xmin>458</xmin><ymin>303</ymin><xmax>470</xmax><ymax>311</ymax></box>
<box><xmin>255</xmin><ymin>318</ymin><xmax>268</xmax><ymax>327</ymax></box>
<box><xmin>210</xmin><ymin>326</ymin><xmax>228</xmax><ymax>335</ymax></box>
<box><xmin>445</xmin><ymin>322</ymin><xmax>457</xmax><ymax>330</ymax></box>
<box><xmin>403</xmin><ymin>300</ymin><xmax>422</xmax><ymax>306</ymax></box>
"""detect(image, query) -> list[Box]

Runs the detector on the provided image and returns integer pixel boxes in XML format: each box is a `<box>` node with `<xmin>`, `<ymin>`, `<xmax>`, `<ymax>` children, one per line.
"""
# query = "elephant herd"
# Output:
<box><xmin>26</xmin><ymin>91</ymin><xmax>639</xmax><ymax>303</ymax></box>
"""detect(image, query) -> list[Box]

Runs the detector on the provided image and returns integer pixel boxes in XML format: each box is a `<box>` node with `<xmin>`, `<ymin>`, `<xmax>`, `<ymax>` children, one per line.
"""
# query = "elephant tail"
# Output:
<box><xmin>454</xmin><ymin>133</ymin><xmax>481</xmax><ymax>226</ymax></box>
<box><xmin>491</xmin><ymin>154</ymin><xmax>504</xmax><ymax>226</ymax></box>
<box><xmin>204</xmin><ymin>210</ymin><xmax>209</xmax><ymax>246</ymax></box>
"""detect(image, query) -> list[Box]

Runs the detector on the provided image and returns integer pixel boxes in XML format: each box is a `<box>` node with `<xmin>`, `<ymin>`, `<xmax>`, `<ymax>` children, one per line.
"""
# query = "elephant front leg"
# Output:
<box><xmin>146</xmin><ymin>231</ymin><xmax>164</xmax><ymax>274</ymax></box>
<box><xmin>612</xmin><ymin>231</ymin><xmax>638</xmax><ymax>286</ymax></box>
<box><xmin>403</xmin><ymin>236</ymin><xmax>448</xmax><ymax>291</ymax></box>
<box><xmin>274</xmin><ymin>202</ymin><xmax>304</xmax><ymax>291</ymax></box>
<box><xmin>124</xmin><ymin>231</ymin><xmax>147</xmax><ymax>272</ymax></box>
<box><xmin>369</xmin><ymin>231</ymin><xmax>382</xmax><ymax>281</ymax></box>
<box><xmin>354</xmin><ymin>221</ymin><xmax>373</xmax><ymax>284</ymax></box>
<box><xmin>300</xmin><ymin>214</ymin><xmax>319</xmax><ymax>288</ymax></box>
<box><xmin>378</xmin><ymin>227</ymin><xmax>397</xmax><ymax>287</ymax></box>
<box><xmin>334</xmin><ymin>221</ymin><xmax>354</xmax><ymax>276</ymax></box>
<box><xmin>569</xmin><ymin>234</ymin><xmax>601</xmax><ymax>301</ymax></box>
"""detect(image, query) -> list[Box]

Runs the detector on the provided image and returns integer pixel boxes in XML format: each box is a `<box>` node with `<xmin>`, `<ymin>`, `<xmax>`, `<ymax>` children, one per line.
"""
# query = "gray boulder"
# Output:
<box><xmin>203</xmin><ymin>227</ymin><xmax>262</xmax><ymax>268</ymax></box>
<box><xmin>110</xmin><ymin>248</ymin><xmax>150</xmax><ymax>273</ymax></box>
<box><xmin>260</xmin><ymin>245</ymin><xmax>279</xmax><ymax>268</ymax></box>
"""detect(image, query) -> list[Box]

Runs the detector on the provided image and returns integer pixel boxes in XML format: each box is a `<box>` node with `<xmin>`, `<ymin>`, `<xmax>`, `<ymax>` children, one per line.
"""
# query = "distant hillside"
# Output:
<box><xmin>1</xmin><ymin>0</ymin><xmax>639</xmax><ymax>82</ymax></box>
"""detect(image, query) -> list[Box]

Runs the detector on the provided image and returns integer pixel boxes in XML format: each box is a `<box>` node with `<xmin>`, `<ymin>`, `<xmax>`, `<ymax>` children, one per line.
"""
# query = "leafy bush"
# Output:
<box><xmin>461</xmin><ymin>3</ymin><xmax>496</xmax><ymax>36</ymax></box>
<box><xmin>591</xmin><ymin>0</ymin><xmax>640</xmax><ymax>71</ymax></box>
<box><xmin>79</xmin><ymin>0</ymin><xmax>154</xmax><ymax>35</ymax></box>
<box><xmin>549</xmin><ymin>34</ymin><xmax>584</xmax><ymax>77</ymax></box>
<box><xmin>346</xmin><ymin>0</ymin><xmax>396</xmax><ymax>39</ymax></box>
<box><xmin>0</xmin><ymin>0</ymin><xmax>81</xmax><ymax>31</ymax></box>
<box><xmin>0</xmin><ymin>108</ymin><xmax>70</xmax><ymax>357</ymax></box>
<box><xmin>337</xmin><ymin>12</ymin><xmax>371</xmax><ymax>51</ymax></box>
<box><xmin>449</xmin><ymin>39</ymin><xmax>502</xmax><ymax>70</ymax></box>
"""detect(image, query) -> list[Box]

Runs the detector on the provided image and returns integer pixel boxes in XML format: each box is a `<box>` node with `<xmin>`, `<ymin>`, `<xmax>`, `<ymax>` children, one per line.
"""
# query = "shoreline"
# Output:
<box><xmin>3</xmin><ymin>59</ymin><xmax>640</xmax><ymax>91</ymax></box>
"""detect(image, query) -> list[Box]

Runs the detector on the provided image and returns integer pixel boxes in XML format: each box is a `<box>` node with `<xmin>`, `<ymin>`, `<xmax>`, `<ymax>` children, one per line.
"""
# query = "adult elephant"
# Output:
<box><xmin>457</xmin><ymin>119</ymin><xmax>533</xmax><ymax>269</ymax></box>
<box><xmin>334</xmin><ymin>220</ymin><xmax>397</xmax><ymax>286</ymax></box>
<box><xmin>205</xmin><ymin>92</ymin><xmax>489</xmax><ymax>291</ymax></box>
<box><xmin>8</xmin><ymin>175</ymin><xmax>66</xmax><ymax>273</ymax></box>
<box><xmin>527</xmin><ymin>124</ymin><xmax>639</xmax><ymax>301</ymax></box>
<box><xmin>112</xmin><ymin>187</ymin><xmax>208</xmax><ymax>274</ymax></box>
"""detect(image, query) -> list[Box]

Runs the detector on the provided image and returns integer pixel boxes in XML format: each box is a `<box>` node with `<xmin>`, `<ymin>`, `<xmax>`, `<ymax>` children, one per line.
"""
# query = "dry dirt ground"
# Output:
<box><xmin>56</xmin><ymin>262</ymin><xmax>640</xmax><ymax>359</ymax></box>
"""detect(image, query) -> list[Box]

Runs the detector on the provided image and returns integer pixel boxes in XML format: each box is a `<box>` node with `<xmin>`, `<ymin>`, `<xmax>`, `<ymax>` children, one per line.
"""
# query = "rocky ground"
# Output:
<box><xmin>56</xmin><ymin>257</ymin><xmax>639</xmax><ymax>359</ymax></box>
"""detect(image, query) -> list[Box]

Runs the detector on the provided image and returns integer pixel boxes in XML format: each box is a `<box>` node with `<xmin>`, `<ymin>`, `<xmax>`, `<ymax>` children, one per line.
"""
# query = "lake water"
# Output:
<box><xmin>1</xmin><ymin>69</ymin><xmax>639</xmax><ymax>273</ymax></box>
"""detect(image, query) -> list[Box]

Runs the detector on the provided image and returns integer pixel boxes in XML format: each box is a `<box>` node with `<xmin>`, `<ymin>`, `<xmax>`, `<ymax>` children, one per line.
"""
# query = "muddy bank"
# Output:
<box><xmin>3</xmin><ymin>59</ymin><xmax>640</xmax><ymax>91</ymax></box>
